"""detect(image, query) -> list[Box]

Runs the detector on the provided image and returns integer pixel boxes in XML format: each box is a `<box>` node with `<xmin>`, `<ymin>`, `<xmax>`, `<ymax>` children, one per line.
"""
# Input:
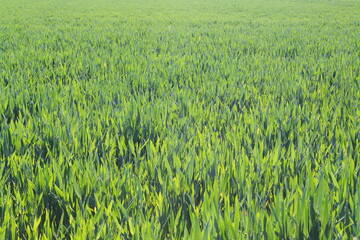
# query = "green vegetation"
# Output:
<box><xmin>0</xmin><ymin>0</ymin><xmax>359</xmax><ymax>238</ymax></box>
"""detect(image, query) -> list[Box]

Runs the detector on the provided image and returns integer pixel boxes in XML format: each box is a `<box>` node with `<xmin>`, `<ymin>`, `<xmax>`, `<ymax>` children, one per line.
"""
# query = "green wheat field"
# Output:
<box><xmin>0</xmin><ymin>0</ymin><xmax>359</xmax><ymax>239</ymax></box>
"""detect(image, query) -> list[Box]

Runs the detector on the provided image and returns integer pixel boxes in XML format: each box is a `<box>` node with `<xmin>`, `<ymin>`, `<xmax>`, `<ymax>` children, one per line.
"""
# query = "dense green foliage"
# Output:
<box><xmin>0</xmin><ymin>0</ymin><xmax>359</xmax><ymax>238</ymax></box>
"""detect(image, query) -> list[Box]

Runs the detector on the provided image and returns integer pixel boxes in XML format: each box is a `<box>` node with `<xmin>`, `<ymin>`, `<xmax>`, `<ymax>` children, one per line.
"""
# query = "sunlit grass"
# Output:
<box><xmin>0</xmin><ymin>0</ymin><xmax>359</xmax><ymax>238</ymax></box>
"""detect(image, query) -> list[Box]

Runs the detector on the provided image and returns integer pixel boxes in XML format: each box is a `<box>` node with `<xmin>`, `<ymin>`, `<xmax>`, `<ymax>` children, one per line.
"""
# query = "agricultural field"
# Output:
<box><xmin>0</xmin><ymin>0</ymin><xmax>359</xmax><ymax>238</ymax></box>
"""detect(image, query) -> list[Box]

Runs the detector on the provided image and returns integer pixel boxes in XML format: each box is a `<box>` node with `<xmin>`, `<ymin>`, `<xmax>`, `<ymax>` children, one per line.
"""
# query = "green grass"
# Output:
<box><xmin>0</xmin><ymin>0</ymin><xmax>359</xmax><ymax>239</ymax></box>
